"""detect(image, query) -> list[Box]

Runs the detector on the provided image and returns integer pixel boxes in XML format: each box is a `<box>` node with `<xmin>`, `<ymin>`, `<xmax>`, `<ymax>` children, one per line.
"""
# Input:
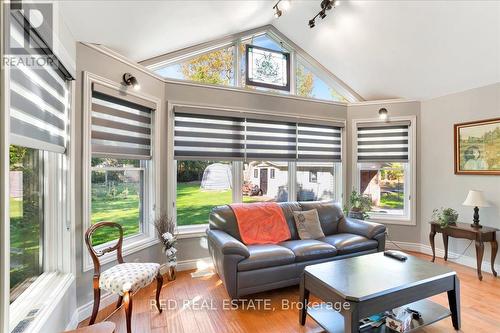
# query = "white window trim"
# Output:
<box><xmin>142</xmin><ymin>25</ymin><xmax>361</xmax><ymax>103</ymax></box>
<box><xmin>82</xmin><ymin>72</ymin><xmax>161</xmax><ymax>272</ymax></box>
<box><xmin>351</xmin><ymin>116</ymin><xmax>417</xmax><ymax>226</ymax></box>
<box><xmin>9</xmin><ymin>77</ymin><xmax>76</xmax><ymax>331</ymax></box>
<box><xmin>169</xmin><ymin>102</ymin><xmax>346</xmax><ymax>235</ymax></box>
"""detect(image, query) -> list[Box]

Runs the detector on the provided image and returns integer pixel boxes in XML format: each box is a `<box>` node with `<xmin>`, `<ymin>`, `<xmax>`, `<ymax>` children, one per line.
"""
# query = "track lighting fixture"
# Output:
<box><xmin>273</xmin><ymin>0</ymin><xmax>291</xmax><ymax>19</ymax></box>
<box><xmin>123</xmin><ymin>73</ymin><xmax>140</xmax><ymax>90</ymax></box>
<box><xmin>378</xmin><ymin>108</ymin><xmax>388</xmax><ymax>120</ymax></box>
<box><xmin>308</xmin><ymin>0</ymin><xmax>337</xmax><ymax>28</ymax></box>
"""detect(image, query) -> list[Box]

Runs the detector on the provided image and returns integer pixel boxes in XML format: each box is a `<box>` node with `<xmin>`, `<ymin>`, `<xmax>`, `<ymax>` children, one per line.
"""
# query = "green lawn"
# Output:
<box><xmin>380</xmin><ymin>193</ymin><xmax>404</xmax><ymax>209</ymax></box>
<box><xmin>177</xmin><ymin>182</ymin><xmax>260</xmax><ymax>226</ymax></box>
<box><xmin>91</xmin><ymin>183</ymin><xmax>141</xmax><ymax>246</ymax></box>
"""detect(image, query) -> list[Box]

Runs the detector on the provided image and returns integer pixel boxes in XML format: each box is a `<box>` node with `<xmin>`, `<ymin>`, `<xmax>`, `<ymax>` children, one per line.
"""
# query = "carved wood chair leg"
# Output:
<box><xmin>124</xmin><ymin>291</ymin><xmax>133</xmax><ymax>333</ymax></box>
<box><xmin>89</xmin><ymin>287</ymin><xmax>101</xmax><ymax>325</ymax></box>
<box><xmin>116</xmin><ymin>295</ymin><xmax>123</xmax><ymax>309</ymax></box>
<box><xmin>155</xmin><ymin>273</ymin><xmax>164</xmax><ymax>313</ymax></box>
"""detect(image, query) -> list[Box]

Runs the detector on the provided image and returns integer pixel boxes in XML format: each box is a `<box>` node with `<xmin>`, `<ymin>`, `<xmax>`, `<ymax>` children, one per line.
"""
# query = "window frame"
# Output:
<box><xmin>245</xmin><ymin>44</ymin><xmax>291</xmax><ymax>92</ymax></box>
<box><xmin>351</xmin><ymin>116</ymin><xmax>417</xmax><ymax>225</ymax></box>
<box><xmin>144</xmin><ymin>25</ymin><xmax>360</xmax><ymax>103</ymax></box>
<box><xmin>82</xmin><ymin>72</ymin><xmax>161</xmax><ymax>272</ymax></box>
<box><xmin>169</xmin><ymin>103</ymin><xmax>346</xmax><ymax>234</ymax></box>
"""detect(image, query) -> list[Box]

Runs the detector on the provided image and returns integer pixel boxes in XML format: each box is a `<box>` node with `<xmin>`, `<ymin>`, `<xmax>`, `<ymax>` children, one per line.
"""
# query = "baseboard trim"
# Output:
<box><xmin>76</xmin><ymin>257</ymin><xmax>214</xmax><ymax>324</ymax></box>
<box><xmin>386</xmin><ymin>241</ymin><xmax>500</xmax><ymax>274</ymax></box>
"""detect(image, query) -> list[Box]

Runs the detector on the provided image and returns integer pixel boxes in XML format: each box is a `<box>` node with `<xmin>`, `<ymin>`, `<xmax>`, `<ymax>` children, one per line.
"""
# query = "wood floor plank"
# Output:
<box><xmin>79</xmin><ymin>252</ymin><xmax>500</xmax><ymax>333</ymax></box>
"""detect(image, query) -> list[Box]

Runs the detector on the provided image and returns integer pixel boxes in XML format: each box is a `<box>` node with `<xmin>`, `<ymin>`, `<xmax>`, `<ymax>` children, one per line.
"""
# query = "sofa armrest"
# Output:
<box><xmin>206</xmin><ymin>229</ymin><xmax>250</xmax><ymax>258</ymax></box>
<box><xmin>338</xmin><ymin>217</ymin><xmax>386</xmax><ymax>239</ymax></box>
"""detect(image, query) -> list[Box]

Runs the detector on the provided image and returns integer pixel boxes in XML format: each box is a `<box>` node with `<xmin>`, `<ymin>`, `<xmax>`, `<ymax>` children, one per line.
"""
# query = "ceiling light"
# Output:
<box><xmin>378</xmin><ymin>108</ymin><xmax>388</xmax><ymax>120</ymax></box>
<box><xmin>123</xmin><ymin>73</ymin><xmax>140</xmax><ymax>90</ymax></box>
<box><xmin>319</xmin><ymin>10</ymin><xmax>327</xmax><ymax>19</ymax></box>
<box><xmin>274</xmin><ymin>6</ymin><xmax>282</xmax><ymax>18</ymax></box>
<box><xmin>308</xmin><ymin>19</ymin><xmax>316</xmax><ymax>28</ymax></box>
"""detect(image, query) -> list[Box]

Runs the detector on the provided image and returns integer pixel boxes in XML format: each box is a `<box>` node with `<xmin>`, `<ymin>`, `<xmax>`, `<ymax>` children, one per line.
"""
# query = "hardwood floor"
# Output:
<box><xmin>79</xmin><ymin>252</ymin><xmax>500</xmax><ymax>333</ymax></box>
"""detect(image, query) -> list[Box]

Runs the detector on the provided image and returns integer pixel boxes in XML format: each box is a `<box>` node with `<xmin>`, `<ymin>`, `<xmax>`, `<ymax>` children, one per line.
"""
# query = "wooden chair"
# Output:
<box><xmin>85</xmin><ymin>222</ymin><xmax>163</xmax><ymax>333</ymax></box>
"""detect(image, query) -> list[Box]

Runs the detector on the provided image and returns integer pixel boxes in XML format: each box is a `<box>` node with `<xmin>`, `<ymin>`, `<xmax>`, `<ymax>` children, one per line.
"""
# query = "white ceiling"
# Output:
<box><xmin>59</xmin><ymin>0</ymin><xmax>500</xmax><ymax>101</ymax></box>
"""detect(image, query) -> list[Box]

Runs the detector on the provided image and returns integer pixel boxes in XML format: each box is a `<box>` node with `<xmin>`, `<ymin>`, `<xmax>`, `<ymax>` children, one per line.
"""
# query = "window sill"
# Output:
<box><xmin>177</xmin><ymin>224</ymin><xmax>208</xmax><ymax>239</ymax></box>
<box><xmin>368</xmin><ymin>215</ymin><xmax>416</xmax><ymax>226</ymax></box>
<box><xmin>83</xmin><ymin>233</ymin><xmax>160</xmax><ymax>272</ymax></box>
<box><xmin>10</xmin><ymin>272</ymin><xmax>74</xmax><ymax>333</ymax></box>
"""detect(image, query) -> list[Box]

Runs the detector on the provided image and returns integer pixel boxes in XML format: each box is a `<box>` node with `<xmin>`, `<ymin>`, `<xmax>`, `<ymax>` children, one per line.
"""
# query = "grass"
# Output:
<box><xmin>379</xmin><ymin>193</ymin><xmax>404</xmax><ymax>209</ymax></box>
<box><xmin>91</xmin><ymin>183</ymin><xmax>141</xmax><ymax>246</ymax></box>
<box><xmin>177</xmin><ymin>182</ymin><xmax>261</xmax><ymax>226</ymax></box>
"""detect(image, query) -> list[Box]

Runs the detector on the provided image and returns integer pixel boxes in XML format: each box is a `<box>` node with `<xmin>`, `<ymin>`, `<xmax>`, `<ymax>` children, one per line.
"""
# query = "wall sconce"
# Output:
<box><xmin>378</xmin><ymin>108</ymin><xmax>388</xmax><ymax>120</ymax></box>
<box><xmin>123</xmin><ymin>73</ymin><xmax>140</xmax><ymax>90</ymax></box>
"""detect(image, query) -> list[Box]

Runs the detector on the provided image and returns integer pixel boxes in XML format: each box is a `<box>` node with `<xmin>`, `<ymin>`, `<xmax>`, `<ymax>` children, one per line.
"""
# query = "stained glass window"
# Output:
<box><xmin>245</xmin><ymin>45</ymin><xmax>290</xmax><ymax>91</ymax></box>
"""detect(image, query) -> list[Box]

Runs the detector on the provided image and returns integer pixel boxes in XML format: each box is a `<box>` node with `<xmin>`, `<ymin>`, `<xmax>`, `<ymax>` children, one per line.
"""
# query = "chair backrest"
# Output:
<box><xmin>84</xmin><ymin>221</ymin><xmax>124</xmax><ymax>275</ymax></box>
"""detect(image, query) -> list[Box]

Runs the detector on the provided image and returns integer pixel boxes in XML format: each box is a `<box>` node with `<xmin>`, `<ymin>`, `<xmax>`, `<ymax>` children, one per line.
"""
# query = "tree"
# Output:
<box><xmin>296</xmin><ymin>65</ymin><xmax>314</xmax><ymax>97</ymax></box>
<box><xmin>180</xmin><ymin>47</ymin><xmax>234</xmax><ymax>85</ymax></box>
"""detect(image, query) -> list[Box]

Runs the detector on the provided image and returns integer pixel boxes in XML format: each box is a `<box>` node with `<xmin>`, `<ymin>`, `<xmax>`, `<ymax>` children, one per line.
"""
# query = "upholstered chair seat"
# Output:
<box><xmin>99</xmin><ymin>262</ymin><xmax>161</xmax><ymax>295</ymax></box>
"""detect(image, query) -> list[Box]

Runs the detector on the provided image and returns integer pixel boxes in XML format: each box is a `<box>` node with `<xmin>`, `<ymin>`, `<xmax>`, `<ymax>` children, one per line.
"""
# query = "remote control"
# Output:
<box><xmin>384</xmin><ymin>250</ymin><xmax>407</xmax><ymax>261</ymax></box>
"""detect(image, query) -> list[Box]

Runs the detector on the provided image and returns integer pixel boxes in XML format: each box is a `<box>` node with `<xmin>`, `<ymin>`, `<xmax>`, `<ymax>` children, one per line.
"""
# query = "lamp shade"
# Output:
<box><xmin>462</xmin><ymin>190</ymin><xmax>489</xmax><ymax>207</ymax></box>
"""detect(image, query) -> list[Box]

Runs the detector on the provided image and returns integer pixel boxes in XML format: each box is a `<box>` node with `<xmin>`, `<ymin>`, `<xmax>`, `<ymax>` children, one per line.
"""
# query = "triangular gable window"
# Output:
<box><xmin>148</xmin><ymin>27</ymin><xmax>357</xmax><ymax>102</ymax></box>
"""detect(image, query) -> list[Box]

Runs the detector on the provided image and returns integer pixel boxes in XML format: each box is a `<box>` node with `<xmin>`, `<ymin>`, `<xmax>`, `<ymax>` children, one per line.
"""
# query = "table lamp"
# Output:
<box><xmin>462</xmin><ymin>190</ymin><xmax>489</xmax><ymax>228</ymax></box>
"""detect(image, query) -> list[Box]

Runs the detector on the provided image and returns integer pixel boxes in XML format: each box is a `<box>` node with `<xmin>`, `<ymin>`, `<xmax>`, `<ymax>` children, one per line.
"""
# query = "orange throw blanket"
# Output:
<box><xmin>230</xmin><ymin>202</ymin><xmax>291</xmax><ymax>245</ymax></box>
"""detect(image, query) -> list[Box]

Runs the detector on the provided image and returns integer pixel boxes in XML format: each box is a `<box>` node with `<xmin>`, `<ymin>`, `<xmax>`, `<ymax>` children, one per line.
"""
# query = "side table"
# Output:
<box><xmin>429</xmin><ymin>221</ymin><xmax>498</xmax><ymax>281</ymax></box>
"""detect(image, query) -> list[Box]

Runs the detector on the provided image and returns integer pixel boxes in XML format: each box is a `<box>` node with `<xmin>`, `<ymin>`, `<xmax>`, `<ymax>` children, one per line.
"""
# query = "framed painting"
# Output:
<box><xmin>245</xmin><ymin>44</ymin><xmax>290</xmax><ymax>91</ymax></box>
<box><xmin>454</xmin><ymin>118</ymin><xmax>500</xmax><ymax>175</ymax></box>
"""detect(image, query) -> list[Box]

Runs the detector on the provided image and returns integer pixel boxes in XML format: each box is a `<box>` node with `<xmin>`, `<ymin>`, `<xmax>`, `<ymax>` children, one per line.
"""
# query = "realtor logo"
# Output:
<box><xmin>6</xmin><ymin>1</ymin><xmax>53</xmax><ymax>55</ymax></box>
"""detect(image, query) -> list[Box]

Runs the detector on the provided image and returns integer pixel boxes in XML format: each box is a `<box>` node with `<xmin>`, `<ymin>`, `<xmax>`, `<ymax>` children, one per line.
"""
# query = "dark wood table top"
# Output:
<box><xmin>429</xmin><ymin>221</ymin><xmax>499</xmax><ymax>233</ymax></box>
<box><xmin>304</xmin><ymin>252</ymin><xmax>456</xmax><ymax>302</ymax></box>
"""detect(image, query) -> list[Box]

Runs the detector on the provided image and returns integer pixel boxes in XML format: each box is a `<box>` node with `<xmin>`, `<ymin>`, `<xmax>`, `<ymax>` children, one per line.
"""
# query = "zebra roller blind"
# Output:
<box><xmin>91</xmin><ymin>86</ymin><xmax>154</xmax><ymax>160</ymax></box>
<box><xmin>357</xmin><ymin>122</ymin><xmax>410</xmax><ymax>162</ymax></box>
<box><xmin>245</xmin><ymin>118</ymin><xmax>297</xmax><ymax>160</ymax></box>
<box><xmin>174</xmin><ymin>113</ymin><xmax>245</xmax><ymax>160</ymax></box>
<box><xmin>9</xmin><ymin>10</ymin><xmax>71</xmax><ymax>153</ymax></box>
<box><xmin>174</xmin><ymin>106</ymin><xmax>344</xmax><ymax>162</ymax></box>
<box><xmin>297</xmin><ymin>123</ymin><xmax>342</xmax><ymax>162</ymax></box>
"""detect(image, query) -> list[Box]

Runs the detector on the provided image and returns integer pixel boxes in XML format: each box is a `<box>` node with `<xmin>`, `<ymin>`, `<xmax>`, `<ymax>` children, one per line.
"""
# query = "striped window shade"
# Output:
<box><xmin>91</xmin><ymin>85</ymin><xmax>155</xmax><ymax>160</ymax></box>
<box><xmin>9</xmin><ymin>12</ymin><xmax>71</xmax><ymax>153</ymax></box>
<box><xmin>297</xmin><ymin>123</ymin><xmax>342</xmax><ymax>162</ymax></box>
<box><xmin>357</xmin><ymin>122</ymin><xmax>410</xmax><ymax>162</ymax></box>
<box><xmin>174</xmin><ymin>111</ymin><xmax>245</xmax><ymax>160</ymax></box>
<box><xmin>245</xmin><ymin>118</ymin><xmax>297</xmax><ymax>161</ymax></box>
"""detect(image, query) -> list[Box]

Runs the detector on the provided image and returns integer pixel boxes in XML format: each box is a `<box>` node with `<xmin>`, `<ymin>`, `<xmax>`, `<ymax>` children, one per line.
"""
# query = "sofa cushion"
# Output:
<box><xmin>238</xmin><ymin>244</ymin><xmax>295</xmax><ymax>272</ymax></box>
<box><xmin>319</xmin><ymin>233</ymin><xmax>378</xmax><ymax>255</ymax></box>
<box><xmin>293</xmin><ymin>209</ymin><xmax>325</xmax><ymax>240</ymax></box>
<box><xmin>279</xmin><ymin>240</ymin><xmax>337</xmax><ymax>262</ymax></box>
<box><xmin>299</xmin><ymin>201</ymin><xmax>343</xmax><ymax>235</ymax></box>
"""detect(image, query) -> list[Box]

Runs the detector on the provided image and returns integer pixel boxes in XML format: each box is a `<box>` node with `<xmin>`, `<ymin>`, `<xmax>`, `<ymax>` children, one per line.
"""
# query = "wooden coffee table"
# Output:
<box><xmin>299</xmin><ymin>252</ymin><xmax>460</xmax><ymax>333</ymax></box>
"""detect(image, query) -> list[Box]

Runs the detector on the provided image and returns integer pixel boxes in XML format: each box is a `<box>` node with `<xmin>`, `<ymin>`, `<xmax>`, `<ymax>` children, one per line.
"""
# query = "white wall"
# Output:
<box><xmin>420</xmin><ymin>83</ymin><xmax>500</xmax><ymax>267</ymax></box>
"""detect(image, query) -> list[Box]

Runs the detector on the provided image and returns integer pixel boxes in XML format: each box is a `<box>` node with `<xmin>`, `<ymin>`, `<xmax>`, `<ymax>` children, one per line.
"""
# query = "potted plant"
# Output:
<box><xmin>345</xmin><ymin>190</ymin><xmax>372</xmax><ymax>220</ymax></box>
<box><xmin>431</xmin><ymin>207</ymin><xmax>459</xmax><ymax>228</ymax></box>
<box><xmin>154</xmin><ymin>214</ymin><xmax>178</xmax><ymax>280</ymax></box>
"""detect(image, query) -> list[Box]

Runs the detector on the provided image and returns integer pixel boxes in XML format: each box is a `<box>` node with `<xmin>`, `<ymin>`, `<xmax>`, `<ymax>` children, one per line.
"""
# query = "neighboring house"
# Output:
<box><xmin>245</xmin><ymin>162</ymin><xmax>334</xmax><ymax>201</ymax></box>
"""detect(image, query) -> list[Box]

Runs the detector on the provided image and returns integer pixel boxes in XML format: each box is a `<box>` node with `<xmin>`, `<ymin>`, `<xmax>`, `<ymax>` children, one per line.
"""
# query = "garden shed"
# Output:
<box><xmin>200</xmin><ymin>163</ymin><xmax>232</xmax><ymax>191</ymax></box>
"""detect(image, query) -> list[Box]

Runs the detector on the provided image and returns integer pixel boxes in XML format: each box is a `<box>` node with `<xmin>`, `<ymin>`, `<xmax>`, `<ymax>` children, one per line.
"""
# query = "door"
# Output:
<box><xmin>260</xmin><ymin>168</ymin><xmax>268</xmax><ymax>195</ymax></box>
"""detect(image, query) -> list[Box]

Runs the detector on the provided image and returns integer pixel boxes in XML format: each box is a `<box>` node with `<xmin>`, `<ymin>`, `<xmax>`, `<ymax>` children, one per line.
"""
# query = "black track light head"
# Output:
<box><xmin>319</xmin><ymin>10</ymin><xmax>327</xmax><ymax>19</ymax></box>
<box><xmin>308</xmin><ymin>18</ymin><xmax>315</xmax><ymax>28</ymax></box>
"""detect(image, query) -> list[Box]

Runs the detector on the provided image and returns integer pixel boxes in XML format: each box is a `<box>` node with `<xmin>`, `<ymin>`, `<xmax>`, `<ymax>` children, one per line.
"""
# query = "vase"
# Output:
<box><xmin>165</xmin><ymin>252</ymin><xmax>177</xmax><ymax>281</ymax></box>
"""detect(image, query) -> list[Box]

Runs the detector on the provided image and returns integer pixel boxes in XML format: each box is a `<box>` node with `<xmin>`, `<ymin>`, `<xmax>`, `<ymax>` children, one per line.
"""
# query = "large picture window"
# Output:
<box><xmin>173</xmin><ymin>107</ymin><xmax>344</xmax><ymax>227</ymax></box>
<box><xmin>9</xmin><ymin>146</ymin><xmax>44</xmax><ymax>302</ymax></box>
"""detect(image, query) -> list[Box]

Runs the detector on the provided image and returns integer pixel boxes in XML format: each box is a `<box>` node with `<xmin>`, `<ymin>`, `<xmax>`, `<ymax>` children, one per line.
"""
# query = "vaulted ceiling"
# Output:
<box><xmin>60</xmin><ymin>0</ymin><xmax>500</xmax><ymax>101</ymax></box>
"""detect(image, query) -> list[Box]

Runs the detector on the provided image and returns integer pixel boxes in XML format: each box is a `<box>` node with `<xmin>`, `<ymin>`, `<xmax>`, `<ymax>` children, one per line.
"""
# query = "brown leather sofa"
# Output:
<box><xmin>206</xmin><ymin>201</ymin><xmax>386</xmax><ymax>299</ymax></box>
